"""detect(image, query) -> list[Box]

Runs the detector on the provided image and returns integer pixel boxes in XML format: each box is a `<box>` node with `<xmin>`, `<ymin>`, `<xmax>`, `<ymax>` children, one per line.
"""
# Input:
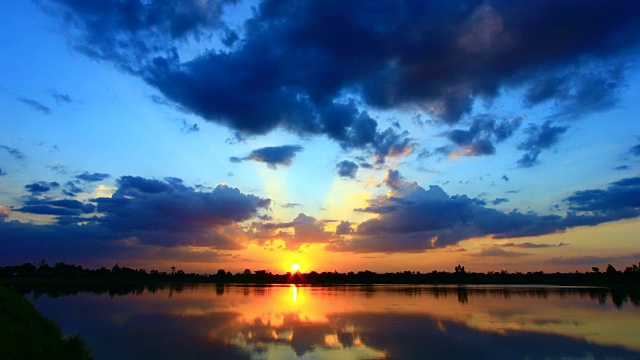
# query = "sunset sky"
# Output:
<box><xmin>1</xmin><ymin>0</ymin><xmax>640</xmax><ymax>274</ymax></box>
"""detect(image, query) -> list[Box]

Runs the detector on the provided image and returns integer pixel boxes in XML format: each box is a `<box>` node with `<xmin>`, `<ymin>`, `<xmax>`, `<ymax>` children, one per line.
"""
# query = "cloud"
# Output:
<box><xmin>17</xmin><ymin>97</ymin><xmax>51</xmax><ymax>114</ymax></box>
<box><xmin>336</xmin><ymin>160</ymin><xmax>358</xmax><ymax>178</ymax></box>
<box><xmin>63</xmin><ymin>181</ymin><xmax>84</xmax><ymax>197</ymax></box>
<box><xmin>475</xmin><ymin>247</ymin><xmax>529</xmax><ymax>258</ymax></box>
<box><xmin>24</xmin><ymin>181</ymin><xmax>60</xmax><ymax>193</ymax></box>
<box><xmin>180</xmin><ymin>119</ymin><xmax>200</xmax><ymax>134</ymax></box>
<box><xmin>233</xmin><ymin>145</ymin><xmax>304</xmax><ymax>169</ymax></box>
<box><xmin>75</xmin><ymin>172</ymin><xmax>110</xmax><ymax>182</ymax></box>
<box><xmin>443</xmin><ymin>116</ymin><xmax>522</xmax><ymax>157</ymax></box>
<box><xmin>545</xmin><ymin>253</ymin><xmax>640</xmax><ymax>266</ymax></box>
<box><xmin>93</xmin><ymin>176</ymin><xmax>270</xmax><ymax>239</ymax></box>
<box><xmin>17</xmin><ymin>198</ymin><xmax>96</xmax><ymax>216</ymax></box>
<box><xmin>0</xmin><ymin>167</ymin><xmax>6</xmax><ymax>176</ymax></box>
<box><xmin>327</xmin><ymin>172</ymin><xmax>640</xmax><ymax>253</ymax></box>
<box><xmin>563</xmin><ymin>177</ymin><xmax>640</xmax><ymax>217</ymax></box>
<box><xmin>48</xmin><ymin>164</ymin><xmax>68</xmax><ymax>175</ymax></box>
<box><xmin>630</xmin><ymin>143</ymin><xmax>640</xmax><ymax>156</ymax></box>
<box><xmin>492</xmin><ymin>198</ymin><xmax>508</xmax><ymax>205</ymax></box>
<box><xmin>3</xmin><ymin>175</ymin><xmax>271</xmax><ymax>261</ymax></box>
<box><xmin>251</xmin><ymin>213</ymin><xmax>334</xmax><ymax>249</ymax></box>
<box><xmin>335</xmin><ymin>221</ymin><xmax>353</xmax><ymax>235</ymax></box>
<box><xmin>500</xmin><ymin>242</ymin><xmax>569</xmax><ymax>249</ymax></box>
<box><xmin>517</xmin><ymin>121</ymin><xmax>568</xmax><ymax>167</ymax></box>
<box><xmin>40</xmin><ymin>1</ymin><xmax>640</xmax><ymax>158</ymax></box>
<box><xmin>52</xmin><ymin>91</ymin><xmax>73</xmax><ymax>104</ymax></box>
<box><xmin>501</xmin><ymin>175</ymin><xmax>510</xmax><ymax>182</ymax></box>
<box><xmin>524</xmin><ymin>65</ymin><xmax>625</xmax><ymax>118</ymax></box>
<box><xmin>0</xmin><ymin>145</ymin><xmax>25</xmax><ymax>160</ymax></box>
<box><xmin>280</xmin><ymin>203</ymin><xmax>301</xmax><ymax>209</ymax></box>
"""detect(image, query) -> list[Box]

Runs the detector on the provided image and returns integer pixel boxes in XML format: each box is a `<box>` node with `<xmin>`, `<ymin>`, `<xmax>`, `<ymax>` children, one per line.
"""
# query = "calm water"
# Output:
<box><xmin>27</xmin><ymin>284</ymin><xmax>640</xmax><ymax>359</ymax></box>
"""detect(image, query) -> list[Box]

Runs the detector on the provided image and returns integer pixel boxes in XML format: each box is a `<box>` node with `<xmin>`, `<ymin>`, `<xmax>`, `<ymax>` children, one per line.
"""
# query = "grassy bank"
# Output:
<box><xmin>0</xmin><ymin>285</ymin><xmax>91</xmax><ymax>359</ymax></box>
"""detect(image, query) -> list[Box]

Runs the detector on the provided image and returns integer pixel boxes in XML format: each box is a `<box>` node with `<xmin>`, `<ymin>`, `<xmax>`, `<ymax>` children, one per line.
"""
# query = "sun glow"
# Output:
<box><xmin>291</xmin><ymin>264</ymin><xmax>300</xmax><ymax>272</ymax></box>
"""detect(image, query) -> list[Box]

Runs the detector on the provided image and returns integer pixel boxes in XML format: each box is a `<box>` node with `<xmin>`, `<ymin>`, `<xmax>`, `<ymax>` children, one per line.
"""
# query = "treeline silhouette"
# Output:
<box><xmin>2</xmin><ymin>261</ymin><xmax>640</xmax><ymax>287</ymax></box>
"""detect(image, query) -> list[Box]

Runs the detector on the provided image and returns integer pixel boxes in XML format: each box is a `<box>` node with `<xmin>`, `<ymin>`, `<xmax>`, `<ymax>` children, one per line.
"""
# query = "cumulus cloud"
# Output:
<box><xmin>250</xmin><ymin>213</ymin><xmax>334</xmax><ymax>249</ymax></box>
<box><xmin>335</xmin><ymin>221</ymin><xmax>353</xmax><ymax>235</ymax></box>
<box><xmin>327</xmin><ymin>172</ymin><xmax>640</xmax><ymax>253</ymax></box>
<box><xmin>232</xmin><ymin>145</ymin><xmax>303</xmax><ymax>169</ymax></box>
<box><xmin>0</xmin><ymin>145</ymin><xmax>25</xmax><ymax>160</ymax></box>
<box><xmin>3</xmin><ymin>175</ymin><xmax>271</xmax><ymax>261</ymax></box>
<box><xmin>75</xmin><ymin>172</ymin><xmax>110</xmax><ymax>182</ymax></box>
<box><xmin>24</xmin><ymin>181</ymin><xmax>60</xmax><ymax>193</ymax></box>
<box><xmin>93</xmin><ymin>176</ymin><xmax>270</xmax><ymax>238</ymax></box>
<box><xmin>517</xmin><ymin>121</ymin><xmax>568</xmax><ymax>167</ymax></box>
<box><xmin>38</xmin><ymin>1</ymin><xmax>640</xmax><ymax>158</ymax></box>
<box><xmin>336</xmin><ymin>160</ymin><xmax>358</xmax><ymax>178</ymax></box>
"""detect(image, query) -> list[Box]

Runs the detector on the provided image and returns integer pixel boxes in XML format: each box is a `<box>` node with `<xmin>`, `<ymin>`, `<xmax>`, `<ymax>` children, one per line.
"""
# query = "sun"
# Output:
<box><xmin>291</xmin><ymin>264</ymin><xmax>300</xmax><ymax>272</ymax></box>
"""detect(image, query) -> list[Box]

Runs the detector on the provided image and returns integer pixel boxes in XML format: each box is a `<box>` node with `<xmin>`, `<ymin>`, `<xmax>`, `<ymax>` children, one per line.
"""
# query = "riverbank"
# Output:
<box><xmin>0</xmin><ymin>285</ymin><xmax>91</xmax><ymax>359</ymax></box>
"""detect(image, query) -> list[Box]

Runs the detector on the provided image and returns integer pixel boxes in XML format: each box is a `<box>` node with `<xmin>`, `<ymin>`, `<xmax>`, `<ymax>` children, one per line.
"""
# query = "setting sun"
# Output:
<box><xmin>291</xmin><ymin>264</ymin><xmax>300</xmax><ymax>272</ymax></box>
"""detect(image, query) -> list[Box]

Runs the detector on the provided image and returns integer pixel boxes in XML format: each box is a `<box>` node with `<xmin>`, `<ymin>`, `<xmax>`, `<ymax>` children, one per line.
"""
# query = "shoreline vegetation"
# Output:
<box><xmin>0</xmin><ymin>285</ymin><xmax>90</xmax><ymax>359</ymax></box>
<box><xmin>1</xmin><ymin>261</ymin><xmax>639</xmax><ymax>288</ymax></box>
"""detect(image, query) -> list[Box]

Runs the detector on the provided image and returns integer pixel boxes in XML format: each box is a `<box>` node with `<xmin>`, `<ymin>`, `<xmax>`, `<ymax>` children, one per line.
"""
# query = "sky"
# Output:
<box><xmin>1</xmin><ymin>0</ymin><xmax>640</xmax><ymax>274</ymax></box>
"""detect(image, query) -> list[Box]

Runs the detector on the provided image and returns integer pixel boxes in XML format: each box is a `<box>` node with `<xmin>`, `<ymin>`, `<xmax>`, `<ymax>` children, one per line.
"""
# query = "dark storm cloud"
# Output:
<box><xmin>233</xmin><ymin>145</ymin><xmax>303</xmax><ymax>169</ymax></box>
<box><xmin>17</xmin><ymin>97</ymin><xmax>51</xmax><ymax>114</ymax></box>
<box><xmin>75</xmin><ymin>172</ymin><xmax>110</xmax><ymax>182</ymax></box>
<box><xmin>24</xmin><ymin>181</ymin><xmax>60</xmax><ymax>193</ymax></box>
<box><xmin>327</xmin><ymin>171</ymin><xmax>640</xmax><ymax>253</ymax></box>
<box><xmin>40</xmin><ymin>1</ymin><xmax>640</xmax><ymax>156</ymax></box>
<box><xmin>517</xmin><ymin>121</ymin><xmax>568</xmax><ymax>167</ymax></box>
<box><xmin>336</xmin><ymin>160</ymin><xmax>358</xmax><ymax>178</ymax></box>
<box><xmin>444</xmin><ymin>116</ymin><xmax>522</xmax><ymax>157</ymax></box>
<box><xmin>0</xmin><ymin>145</ymin><xmax>26</xmax><ymax>160</ymax></box>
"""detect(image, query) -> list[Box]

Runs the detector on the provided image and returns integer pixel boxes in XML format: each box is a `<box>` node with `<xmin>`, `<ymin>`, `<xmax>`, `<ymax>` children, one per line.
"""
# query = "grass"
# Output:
<box><xmin>0</xmin><ymin>285</ymin><xmax>91</xmax><ymax>359</ymax></box>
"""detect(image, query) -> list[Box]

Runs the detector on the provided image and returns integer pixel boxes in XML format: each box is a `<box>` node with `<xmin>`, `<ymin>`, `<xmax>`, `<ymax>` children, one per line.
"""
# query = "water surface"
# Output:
<box><xmin>28</xmin><ymin>285</ymin><xmax>640</xmax><ymax>359</ymax></box>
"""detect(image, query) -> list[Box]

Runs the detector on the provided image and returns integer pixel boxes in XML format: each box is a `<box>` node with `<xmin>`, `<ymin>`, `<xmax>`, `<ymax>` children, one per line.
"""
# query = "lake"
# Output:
<box><xmin>26</xmin><ymin>284</ymin><xmax>640</xmax><ymax>359</ymax></box>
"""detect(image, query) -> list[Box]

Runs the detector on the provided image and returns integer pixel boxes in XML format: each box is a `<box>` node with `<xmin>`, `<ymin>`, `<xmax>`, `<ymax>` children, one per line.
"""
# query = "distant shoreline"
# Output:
<box><xmin>2</xmin><ymin>261</ymin><xmax>639</xmax><ymax>291</ymax></box>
